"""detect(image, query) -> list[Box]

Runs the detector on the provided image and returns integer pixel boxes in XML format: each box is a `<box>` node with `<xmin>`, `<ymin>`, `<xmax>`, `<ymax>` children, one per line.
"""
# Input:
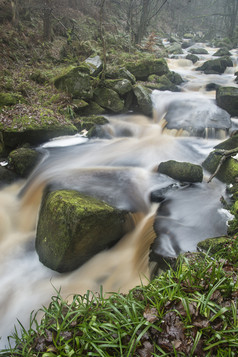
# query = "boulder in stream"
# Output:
<box><xmin>216</xmin><ymin>86</ymin><xmax>238</xmax><ymax>117</ymax></box>
<box><xmin>8</xmin><ymin>147</ymin><xmax>43</xmax><ymax>177</ymax></box>
<box><xmin>188</xmin><ymin>47</ymin><xmax>208</xmax><ymax>55</ymax></box>
<box><xmin>133</xmin><ymin>84</ymin><xmax>152</xmax><ymax>116</ymax></box>
<box><xmin>36</xmin><ymin>189</ymin><xmax>130</xmax><ymax>272</ymax></box>
<box><xmin>213</xmin><ymin>48</ymin><xmax>231</xmax><ymax>57</ymax></box>
<box><xmin>202</xmin><ymin>134</ymin><xmax>238</xmax><ymax>184</ymax></box>
<box><xmin>196</xmin><ymin>57</ymin><xmax>233</xmax><ymax>74</ymax></box>
<box><xmin>158</xmin><ymin>160</ymin><xmax>203</xmax><ymax>183</ymax></box>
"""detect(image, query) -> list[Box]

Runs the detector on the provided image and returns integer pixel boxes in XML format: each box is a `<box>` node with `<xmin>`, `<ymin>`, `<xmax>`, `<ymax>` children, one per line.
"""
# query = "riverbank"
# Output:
<box><xmin>3</xmin><ymin>240</ymin><xmax>238</xmax><ymax>356</ymax></box>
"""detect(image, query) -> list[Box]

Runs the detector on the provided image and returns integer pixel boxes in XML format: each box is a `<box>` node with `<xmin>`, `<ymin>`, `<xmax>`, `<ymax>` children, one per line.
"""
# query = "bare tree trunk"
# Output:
<box><xmin>11</xmin><ymin>0</ymin><xmax>19</xmax><ymax>26</ymax></box>
<box><xmin>228</xmin><ymin>0</ymin><xmax>238</xmax><ymax>39</ymax></box>
<box><xmin>136</xmin><ymin>0</ymin><xmax>149</xmax><ymax>44</ymax></box>
<box><xmin>43</xmin><ymin>0</ymin><xmax>52</xmax><ymax>41</ymax></box>
<box><xmin>99</xmin><ymin>0</ymin><xmax>106</xmax><ymax>79</ymax></box>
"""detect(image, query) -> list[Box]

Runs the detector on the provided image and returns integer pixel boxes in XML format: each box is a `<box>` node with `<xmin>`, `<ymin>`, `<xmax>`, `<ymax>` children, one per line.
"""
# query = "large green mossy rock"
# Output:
<box><xmin>93</xmin><ymin>87</ymin><xmax>124</xmax><ymax>113</ymax></box>
<box><xmin>202</xmin><ymin>134</ymin><xmax>238</xmax><ymax>184</ymax></box>
<box><xmin>126</xmin><ymin>58</ymin><xmax>169</xmax><ymax>80</ymax></box>
<box><xmin>8</xmin><ymin>147</ymin><xmax>42</xmax><ymax>177</ymax></box>
<box><xmin>36</xmin><ymin>190</ymin><xmax>129</xmax><ymax>272</ymax></box>
<box><xmin>158</xmin><ymin>160</ymin><xmax>203</xmax><ymax>183</ymax></box>
<box><xmin>0</xmin><ymin>105</ymin><xmax>77</xmax><ymax>150</ymax></box>
<box><xmin>54</xmin><ymin>66</ymin><xmax>93</xmax><ymax>99</ymax></box>
<box><xmin>196</xmin><ymin>57</ymin><xmax>233</xmax><ymax>74</ymax></box>
<box><xmin>216</xmin><ymin>86</ymin><xmax>238</xmax><ymax>117</ymax></box>
<box><xmin>133</xmin><ymin>84</ymin><xmax>152</xmax><ymax>116</ymax></box>
<box><xmin>197</xmin><ymin>236</ymin><xmax>232</xmax><ymax>254</ymax></box>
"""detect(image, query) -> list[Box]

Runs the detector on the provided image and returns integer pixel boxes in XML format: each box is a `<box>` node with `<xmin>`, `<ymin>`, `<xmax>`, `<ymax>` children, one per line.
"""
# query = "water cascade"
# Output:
<box><xmin>0</xmin><ymin>43</ymin><xmax>237</xmax><ymax>348</ymax></box>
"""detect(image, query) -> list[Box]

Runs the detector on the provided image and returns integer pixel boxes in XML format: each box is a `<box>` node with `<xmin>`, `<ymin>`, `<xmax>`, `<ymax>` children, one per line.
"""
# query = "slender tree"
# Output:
<box><xmin>43</xmin><ymin>0</ymin><xmax>52</xmax><ymax>41</ymax></box>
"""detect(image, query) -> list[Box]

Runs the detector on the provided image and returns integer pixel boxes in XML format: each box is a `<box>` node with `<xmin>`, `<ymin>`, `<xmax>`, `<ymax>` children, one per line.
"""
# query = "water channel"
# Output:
<box><xmin>0</xmin><ymin>42</ymin><xmax>238</xmax><ymax>348</ymax></box>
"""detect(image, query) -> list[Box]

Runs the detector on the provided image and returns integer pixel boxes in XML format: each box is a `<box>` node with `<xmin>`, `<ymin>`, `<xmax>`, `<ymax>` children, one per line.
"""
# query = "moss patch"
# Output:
<box><xmin>36</xmin><ymin>190</ymin><xmax>128</xmax><ymax>272</ymax></box>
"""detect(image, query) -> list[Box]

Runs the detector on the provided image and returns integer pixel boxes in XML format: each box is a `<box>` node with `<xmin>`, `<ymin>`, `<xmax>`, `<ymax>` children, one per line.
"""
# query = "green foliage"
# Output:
<box><xmin>4</xmin><ymin>252</ymin><xmax>238</xmax><ymax>356</ymax></box>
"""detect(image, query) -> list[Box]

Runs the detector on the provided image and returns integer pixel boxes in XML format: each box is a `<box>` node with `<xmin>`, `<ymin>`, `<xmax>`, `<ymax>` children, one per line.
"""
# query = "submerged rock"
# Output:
<box><xmin>36</xmin><ymin>189</ymin><xmax>129</xmax><ymax>272</ymax></box>
<box><xmin>216</xmin><ymin>86</ymin><xmax>238</xmax><ymax>117</ymax></box>
<box><xmin>158</xmin><ymin>160</ymin><xmax>203</xmax><ymax>183</ymax></box>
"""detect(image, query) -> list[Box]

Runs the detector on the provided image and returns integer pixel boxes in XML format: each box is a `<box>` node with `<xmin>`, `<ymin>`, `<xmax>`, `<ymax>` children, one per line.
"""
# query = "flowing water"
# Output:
<box><xmin>0</xmin><ymin>43</ymin><xmax>238</xmax><ymax>348</ymax></box>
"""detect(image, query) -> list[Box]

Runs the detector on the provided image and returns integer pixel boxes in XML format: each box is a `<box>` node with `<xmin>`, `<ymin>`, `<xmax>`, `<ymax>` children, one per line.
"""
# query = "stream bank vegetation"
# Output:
<box><xmin>2</xmin><ymin>239</ymin><xmax>238</xmax><ymax>357</ymax></box>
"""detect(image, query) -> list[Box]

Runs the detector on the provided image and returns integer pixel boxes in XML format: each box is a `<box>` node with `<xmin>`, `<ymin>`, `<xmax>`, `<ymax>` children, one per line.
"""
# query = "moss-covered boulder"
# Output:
<box><xmin>146</xmin><ymin>74</ymin><xmax>180</xmax><ymax>92</ymax></box>
<box><xmin>197</xmin><ymin>236</ymin><xmax>232</xmax><ymax>254</ymax></box>
<box><xmin>105</xmin><ymin>67</ymin><xmax>136</xmax><ymax>84</ymax></box>
<box><xmin>54</xmin><ymin>66</ymin><xmax>93</xmax><ymax>99</ymax></box>
<box><xmin>0</xmin><ymin>104</ymin><xmax>77</xmax><ymax>150</ymax></box>
<box><xmin>158</xmin><ymin>160</ymin><xmax>203</xmax><ymax>183</ymax></box>
<box><xmin>74</xmin><ymin>101</ymin><xmax>106</xmax><ymax>116</ymax></box>
<box><xmin>93</xmin><ymin>87</ymin><xmax>124</xmax><ymax>113</ymax></box>
<box><xmin>186</xmin><ymin>54</ymin><xmax>199</xmax><ymax>63</ymax></box>
<box><xmin>216</xmin><ymin>86</ymin><xmax>238</xmax><ymax>117</ymax></box>
<box><xmin>196</xmin><ymin>57</ymin><xmax>233</xmax><ymax>74</ymax></box>
<box><xmin>167</xmin><ymin>43</ymin><xmax>183</xmax><ymax>55</ymax></box>
<box><xmin>213</xmin><ymin>48</ymin><xmax>231</xmax><ymax>57</ymax></box>
<box><xmin>36</xmin><ymin>190</ymin><xmax>129</xmax><ymax>272</ymax></box>
<box><xmin>0</xmin><ymin>92</ymin><xmax>23</xmax><ymax>108</ymax></box>
<box><xmin>202</xmin><ymin>135</ymin><xmax>238</xmax><ymax>184</ymax></box>
<box><xmin>126</xmin><ymin>58</ymin><xmax>169</xmax><ymax>81</ymax></box>
<box><xmin>105</xmin><ymin>79</ymin><xmax>133</xmax><ymax>96</ymax></box>
<box><xmin>188</xmin><ymin>47</ymin><xmax>208</xmax><ymax>55</ymax></box>
<box><xmin>73</xmin><ymin>115</ymin><xmax>108</xmax><ymax>132</ymax></box>
<box><xmin>133</xmin><ymin>84</ymin><xmax>152</xmax><ymax>116</ymax></box>
<box><xmin>8</xmin><ymin>147</ymin><xmax>42</xmax><ymax>177</ymax></box>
